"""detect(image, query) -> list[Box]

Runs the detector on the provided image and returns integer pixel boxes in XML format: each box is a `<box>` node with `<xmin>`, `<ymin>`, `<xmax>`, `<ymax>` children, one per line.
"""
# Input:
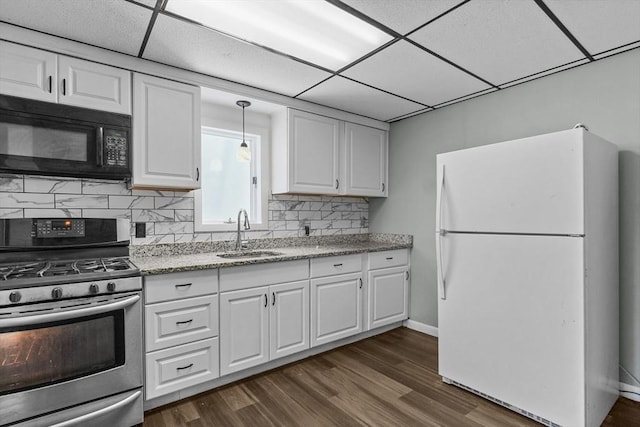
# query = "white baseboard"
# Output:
<box><xmin>403</xmin><ymin>319</ymin><xmax>438</xmax><ymax>337</ymax></box>
<box><xmin>620</xmin><ymin>381</ymin><xmax>640</xmax><ymax>402</ymax></box>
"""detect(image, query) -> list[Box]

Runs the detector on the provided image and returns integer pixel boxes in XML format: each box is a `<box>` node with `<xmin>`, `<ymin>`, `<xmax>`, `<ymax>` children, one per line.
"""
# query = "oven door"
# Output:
<box><xmin>0</xmin><ymin>292</ymin><xmax>142</xmax><ymax>426</ymax></box>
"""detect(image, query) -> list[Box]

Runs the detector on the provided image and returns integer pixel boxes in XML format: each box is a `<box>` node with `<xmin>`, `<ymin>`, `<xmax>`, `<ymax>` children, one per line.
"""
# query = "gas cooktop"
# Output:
<box><xmin>0</xmin><ymin>257</ymin><xmax>135</xmax><ymax>281</ymax></box>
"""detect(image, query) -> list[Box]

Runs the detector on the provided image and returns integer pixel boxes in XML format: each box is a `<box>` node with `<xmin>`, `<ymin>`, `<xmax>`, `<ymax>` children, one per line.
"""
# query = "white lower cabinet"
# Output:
<box><xmin>219</xmin><ymin>286</ymin><xmax>269</xmax><ymax>375</ymax></box>
<box><xmin>367</xmin><ymin>250</ymin><xmax>410</xmax><ymax>330</ymax></box>
<box><xmin>270</xmin><ymin>281</ymin><xmax>309</xmax><ymax>360</ymax></box>
<box><xmin>310</xmin><ymin>255</ymin><xmax>364</xmax><ymax>347</ymax></box>
<box><xmin>219</xmin><ymin>261</ymin><xmax>309</xmax><ymax>376</ymax></box>
<box><xmin>143</xmin><ymin>269</ymin><xmax>219</xmax><ymax>400</ymax></box>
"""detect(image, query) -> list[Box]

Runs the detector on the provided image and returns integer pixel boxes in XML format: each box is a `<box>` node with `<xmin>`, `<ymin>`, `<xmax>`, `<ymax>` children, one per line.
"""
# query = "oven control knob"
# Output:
<box><xmin>9</xmin><ymin>291</ymin><xmax>21</xmax><ymax>303</ymax></box>
<box><xmin>107</xmin><ymin>282</ymin><xmax>116</xmax><ymax>292</ymax></box>
<box><xmin>52</xmin><ymin>287</ymin><xmax>63</xmax><ymax>299</ymax></box>
<box><xmin>89</xmin><ymin>283</ymin><xmax>99</xmax><ymax>294</ymax></box>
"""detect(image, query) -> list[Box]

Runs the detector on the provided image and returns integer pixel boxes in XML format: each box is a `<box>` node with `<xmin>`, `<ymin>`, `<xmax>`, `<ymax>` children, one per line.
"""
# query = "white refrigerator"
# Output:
<box><xmin>435</xmin><ymin>128</ymin><xmax>619</xmax><ymax>427</ymax></box>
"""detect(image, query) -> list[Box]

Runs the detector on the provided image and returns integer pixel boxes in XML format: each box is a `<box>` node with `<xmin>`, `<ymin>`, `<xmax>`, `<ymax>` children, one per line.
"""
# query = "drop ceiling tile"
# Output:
<box><xmin>144</xmin><ymin>15</ymin><xmax>332</xmax><ymax>97</ymax></box>
<box><xmin>339</xmin><ymin>0</ymin><xmax>462</xmax><ymax>35</ymax></box>
<box><xmin>342</xmin><ymin>40</ymin><xmax>491</xmax><ymax>106</ymax></box>
<box><xmin>297</xmin><ymin>76</ymin><xmax>425</xmax><ymax>121</ymax></box>
<box><xmin>0</xmin><ymin>0</ymin><xmax>152</xmax><ymax>56</ymax></box>
<box><xmin>545</xmin><ymin>0</ymin><xmax>640</xmax><ymax>56</ymax></box>
<box><xmin>409</xmin><ymin>0</ymin><xmax>585</xmax><ymax>86</ymax></box>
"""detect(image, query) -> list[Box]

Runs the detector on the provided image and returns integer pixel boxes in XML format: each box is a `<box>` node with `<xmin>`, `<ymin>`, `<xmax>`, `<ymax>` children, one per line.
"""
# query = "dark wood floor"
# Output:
<box><xmin>143</xmin><ymin>327</ymin><xmax>640</xmax><ymax>426</ymax></box>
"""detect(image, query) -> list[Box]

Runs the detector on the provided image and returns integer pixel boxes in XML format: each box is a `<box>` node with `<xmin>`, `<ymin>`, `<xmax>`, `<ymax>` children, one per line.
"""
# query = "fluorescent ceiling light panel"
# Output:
<box><xmin>165</xmin><ymin>0</ymin><xmax>392</xmax><ymax>70</ymax></box>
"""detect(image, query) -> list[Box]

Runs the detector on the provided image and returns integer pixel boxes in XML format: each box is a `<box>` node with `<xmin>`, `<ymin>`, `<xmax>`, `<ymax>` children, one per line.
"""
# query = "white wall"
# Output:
<box><xmin>370</xmin><ymin>49</ymin><xmax>640</xmax><ymax>387</ymax></box>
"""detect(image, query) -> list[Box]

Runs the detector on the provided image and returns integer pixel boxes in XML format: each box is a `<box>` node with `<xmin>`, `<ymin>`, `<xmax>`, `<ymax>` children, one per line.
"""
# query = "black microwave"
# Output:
<box><xmin>0</xmin><ymin>94</ymin><xmax>131</xmax><ymax>180</ymax></box>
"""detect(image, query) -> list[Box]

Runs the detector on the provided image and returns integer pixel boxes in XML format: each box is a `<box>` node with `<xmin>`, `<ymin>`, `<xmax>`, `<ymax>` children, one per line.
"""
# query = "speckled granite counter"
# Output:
<box><xmin>130</xmin><ymin>233</ymin><xmax>412</xmax><ymax>275</ymax></box>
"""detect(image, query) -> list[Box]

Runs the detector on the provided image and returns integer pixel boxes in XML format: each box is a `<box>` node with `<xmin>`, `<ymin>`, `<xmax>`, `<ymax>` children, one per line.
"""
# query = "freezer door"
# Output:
<box><xmin>438</xmin><ymin>233</ymin><xmax>585</xmax><ymax>426</ymax></box>
<box><xmin>436</xmin><ymin>129</ymin><xmax>584</xmax><ymax>235</ymax></box>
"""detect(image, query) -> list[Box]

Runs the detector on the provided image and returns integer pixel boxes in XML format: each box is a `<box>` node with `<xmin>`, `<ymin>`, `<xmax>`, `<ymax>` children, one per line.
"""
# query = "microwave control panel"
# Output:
<box><xmin>104</xmin><ymin>129</ymin><xmax>128</xmax><ymax>168</ymax></box>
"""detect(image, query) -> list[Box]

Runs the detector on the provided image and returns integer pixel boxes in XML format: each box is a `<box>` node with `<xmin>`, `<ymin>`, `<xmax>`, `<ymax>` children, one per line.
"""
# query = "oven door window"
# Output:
<box><xmin>0</xmin><ymin>311</ymin><xmax>125</xmax><ymax>395</ymax></box>
<box><xmin>0</xmin><ymin>111</ymin><xmax>98</xmax><ymax>177</ymax></box>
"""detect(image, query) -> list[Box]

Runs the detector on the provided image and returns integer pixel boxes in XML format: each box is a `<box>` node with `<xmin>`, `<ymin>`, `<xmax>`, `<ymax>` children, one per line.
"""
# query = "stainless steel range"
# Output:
<box><xmin>0</xmin><ymin>218</ymin><xmax>143</xmax><ymax>427</ymax></box>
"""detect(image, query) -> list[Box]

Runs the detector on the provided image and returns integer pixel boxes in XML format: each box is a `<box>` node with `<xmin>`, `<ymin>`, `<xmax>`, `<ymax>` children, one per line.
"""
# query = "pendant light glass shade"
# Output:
<box><xmin>236</xmin><ymin>100</ymin><xmax>251</xmax><ymax>162</ymax></box>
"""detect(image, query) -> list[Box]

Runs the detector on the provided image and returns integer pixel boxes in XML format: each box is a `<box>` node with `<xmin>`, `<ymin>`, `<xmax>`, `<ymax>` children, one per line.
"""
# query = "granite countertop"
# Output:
<box><xmin>130</xmin><ymin>233</ymin><xmax>412</xmax><ymax>275</ymax></box>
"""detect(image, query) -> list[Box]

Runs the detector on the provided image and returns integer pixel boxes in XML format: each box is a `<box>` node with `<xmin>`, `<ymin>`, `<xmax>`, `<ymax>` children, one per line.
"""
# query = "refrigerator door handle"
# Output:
<box><xmin>437</xmin><ymin>164</ymin><xmax>447</xmax><ymax>300</ymax></box>
<box><xmin>437</xmin><ymin>230</ymin><xmax>447</xmax><ymax>300</ymax></box>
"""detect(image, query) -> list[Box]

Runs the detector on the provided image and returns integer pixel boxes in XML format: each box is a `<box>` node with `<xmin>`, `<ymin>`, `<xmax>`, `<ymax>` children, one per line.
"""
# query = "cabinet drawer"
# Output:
<box><xmin>145</xmin><ymin>295</ymin><xmax>218</xmax><ymax>352</ymax></box>
<box><xmin>310</xmin><ymin>254</ymin><xmax>363</xmax><ymax>278</ymax></box>
<box><xmin>368</xmin><ymin>249</ymin><xmax>408</xmax><ymax>270</ymax></box>
<box><xmin>144</xmin><ymin>269</ymin><xmax>218</xmax><ymax>304</ymax></box>
<box><xmin>220</xmin><ymin>260</ymin><xmax>308</xmax><ymax>292</ymax></box>
<box><xmin>145</xmin><ymin>337</ymin><xmax>219</xmax><ymax>400</ymax></box>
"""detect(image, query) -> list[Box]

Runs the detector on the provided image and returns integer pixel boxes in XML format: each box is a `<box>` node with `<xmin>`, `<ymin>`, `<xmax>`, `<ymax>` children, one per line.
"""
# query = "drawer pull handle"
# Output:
<box><xmin>176</xmin><ymin>319</ymin><xmax>193</xmax><ymax>326</ymax></box>
<box><xmin>177</xmin><ymin>363</ymin><xmax>194</xmax><ymax>371</ymax></box>
<box><xmin>175</xmin><ymin>283</ymin><xmax>192</xmax><ymax>289</ymax></box>
<box><xmin>264</xmin><ymin>293</ymin><xmax>268</xmax><ymax>308</ymax></box>
<box><xmin>333</xmin><ymin>263</ymin><xmax>343</xmax><ymax>267</ymax></box>
<box><xmin>359</xmin><ymin>278</ymin><xmax>363</xmax><ymax>289</ymax></box>
<box><xmin>406</xmin><ymin>271</ymin><xmax>410</xmax><ymax>280</ymax></box>
<box><xmin>386</xmin><ymin>257</ymin><xmax>394</xmax><ymax>260</ymax></box>
<box><xmin>272</xmin><ymin>292</ymin><xmax>276</xmax><ymax>306</ymax></box>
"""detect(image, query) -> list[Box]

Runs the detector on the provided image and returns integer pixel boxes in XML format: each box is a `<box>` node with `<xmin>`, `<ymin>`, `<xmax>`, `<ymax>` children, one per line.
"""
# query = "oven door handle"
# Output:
<box><xmin>49</xmin><ymin>389</ymin><xmax>141</xmax><ymax>427</ymax></box>
<box><xmin>0</xmin><ymin>294</ymin><xmax>140</xmax><ymax>328</ymax></box>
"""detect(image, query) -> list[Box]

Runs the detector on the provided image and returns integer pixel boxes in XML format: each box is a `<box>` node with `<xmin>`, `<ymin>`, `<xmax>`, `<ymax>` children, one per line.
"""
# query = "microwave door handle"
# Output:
<box><xmin>96</xmin><ymin>127</ymin><xmax>104</xmax><ymax>167</ymax></box>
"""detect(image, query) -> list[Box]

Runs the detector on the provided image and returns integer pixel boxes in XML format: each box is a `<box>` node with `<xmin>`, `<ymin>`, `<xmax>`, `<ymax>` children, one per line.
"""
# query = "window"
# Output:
<box><xmin>195</xmin><ymin>127</ymin><xmax>268</xmax><ymax>231</ymax></box>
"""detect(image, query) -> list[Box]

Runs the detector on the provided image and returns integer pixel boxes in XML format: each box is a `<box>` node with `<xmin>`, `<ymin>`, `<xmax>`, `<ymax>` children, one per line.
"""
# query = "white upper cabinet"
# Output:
<box><xmin>272</xmin><ymin>108</ymin><xmax>388</xmax><ymax>197</ymax></box>
<box><xmin>272</xmin><ymin>108</ymin><xmax>341</xmax><ymax>195</ymax></box>
<box><xmin>0</xmin><ymin>41</ymin><xmax>131</xmax><ymax>114</ymax></box>
<box><xmin>132</xmin><ymin>73</ymin><xmax>201</xmax><ymax>190</ymax></box>
<box><xmin>344</xmin><ymin>122</ymin><xmax>388</xmax><ymax>197</ymax></box>
<box><xmin>0</xmin><ymin>41</ymin><xmax>57</xmax><ymax>103</ymax></box>
<box><xmin>58</xmin><ymin>56</ymin><xmax>131</xmax><ymax>114</ymax></box>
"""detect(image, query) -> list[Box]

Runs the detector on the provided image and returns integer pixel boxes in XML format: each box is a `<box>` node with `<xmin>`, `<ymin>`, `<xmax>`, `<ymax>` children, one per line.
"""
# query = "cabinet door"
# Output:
<box><xmin>220</xmin><ymin>287</ymin><xmax>269</xmax><ymax>375</ymax></box>
<box><xmin>58</xmin><ymin>56</ymin><xmax>131</xmax><ymax>114</ymax></box>
<box><xmin>132</xmin><ymin>73</ymin><xmax>201</xmax><ymax>190</ymax></box>
<box><xmin>0</xmin><ymin>41</ymin><xmax>57</xmax><ymax>102</ymax></box>
<box><xmin>269</xmin><ymin>280</ymin><xmax>309</xmax><ymax>360</ymax></box>
<box><xmin>288</xmin><ymin>109</ymin><xmax>340</xmax><ymax>194</ymax></box>
<box><xmin>310</xmin><ymin>272</ymin><xmax>362</xmax><ymax>347</ymax></box>
<box><xmin>368</xmin><ymin>266</ymin><xmax>408</xmax><ymax>329</ymax></box>
<box><xmin>344</xmin><ymin>122</ymin><xmax>388</xmax><ymax>197</ymax></box>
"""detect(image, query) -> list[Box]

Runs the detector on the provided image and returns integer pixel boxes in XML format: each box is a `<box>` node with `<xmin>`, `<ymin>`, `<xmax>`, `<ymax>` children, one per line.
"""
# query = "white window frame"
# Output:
<box><xmin>194</xmin><ymin>125</ymin><xmax>269</xmax><ymax>232</ymax></box>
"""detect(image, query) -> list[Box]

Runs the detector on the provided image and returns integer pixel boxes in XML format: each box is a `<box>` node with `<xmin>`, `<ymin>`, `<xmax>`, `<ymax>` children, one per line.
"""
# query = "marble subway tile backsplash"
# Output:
<box><xmin>0</xmin><ymin>174</ymin><xmax>369</xmax><ymax>245</ymax></box>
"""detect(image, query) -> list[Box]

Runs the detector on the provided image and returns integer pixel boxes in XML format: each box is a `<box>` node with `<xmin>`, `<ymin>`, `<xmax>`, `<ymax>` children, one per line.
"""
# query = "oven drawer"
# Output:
<box><xmin>145</xmin><ymin>294</ymin><xmax>218</xmax><ymax>352</ymax></box>
<box><xmin>145</xmin><ymin>337</ymin><xmax>219</xmax><ymax>400</ymax></box>
<box><xmin>144</xmin><ymin>269</ymin><xmax>218</xmax><ymax>304</ymax></box>
<box><xmin>310</xmin><ymin>254</ymin><xmax>363</xmax><ymax>278</ymax></box>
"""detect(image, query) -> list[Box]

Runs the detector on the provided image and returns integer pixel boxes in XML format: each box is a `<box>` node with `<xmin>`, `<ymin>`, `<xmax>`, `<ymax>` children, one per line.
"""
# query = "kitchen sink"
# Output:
<box><xmin>217</xmin><ymin>250</ymin><xmax>284</xmax><ymax>259</ymax></box>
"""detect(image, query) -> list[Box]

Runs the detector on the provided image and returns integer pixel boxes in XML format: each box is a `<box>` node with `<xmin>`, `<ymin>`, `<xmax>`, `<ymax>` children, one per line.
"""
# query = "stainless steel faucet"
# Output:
<box><xmin>235</xmin><ymin>209</ymin><xmax>251</xmax><ymax>251</ymax></box>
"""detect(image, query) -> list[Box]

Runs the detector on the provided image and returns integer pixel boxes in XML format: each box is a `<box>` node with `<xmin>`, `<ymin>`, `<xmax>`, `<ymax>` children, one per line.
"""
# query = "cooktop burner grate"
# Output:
<box><xmin>0</xmin><ymin>258</ymin><xmax>134</xmax><ymax>281</ymax></box>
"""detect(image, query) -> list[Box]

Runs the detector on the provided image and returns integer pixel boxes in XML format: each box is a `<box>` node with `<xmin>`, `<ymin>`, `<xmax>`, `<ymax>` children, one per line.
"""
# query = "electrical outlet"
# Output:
<box><xmin>135</xmin><ymin>222</ymin><xmax>146</xmax><ymax>238</ymax></box>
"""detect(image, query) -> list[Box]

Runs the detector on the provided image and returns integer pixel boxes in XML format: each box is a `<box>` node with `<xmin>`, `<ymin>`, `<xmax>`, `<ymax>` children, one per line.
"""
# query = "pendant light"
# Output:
<box><xmin>236</xmin><ymin>100</ymin><xmax>251</xmax><ymax>162</ymax></box>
